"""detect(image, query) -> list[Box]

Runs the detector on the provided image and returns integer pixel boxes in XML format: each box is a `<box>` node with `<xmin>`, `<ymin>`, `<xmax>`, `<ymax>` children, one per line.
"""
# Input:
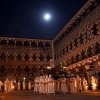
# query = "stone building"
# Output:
<box><xmin>53</xmin><ymin>0</ymin><xmax>100</xmax><ymax>82</ymax></box>
<box><xmin>0</xmin><ymin>37</ymin><xmax>53</xmax><ymax>81</ymax></box>
<box><xmin>0</xmin><ymin>0</ymin><xmax>100</xmax><ymax>83</ymax></box>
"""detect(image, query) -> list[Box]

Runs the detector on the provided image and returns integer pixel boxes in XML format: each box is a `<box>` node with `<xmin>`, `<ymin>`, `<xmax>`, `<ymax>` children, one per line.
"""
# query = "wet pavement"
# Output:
<box><xmin>0</xmin><ymin>90</ymin><xmax>100</xmax><ymax>100</ymax></box>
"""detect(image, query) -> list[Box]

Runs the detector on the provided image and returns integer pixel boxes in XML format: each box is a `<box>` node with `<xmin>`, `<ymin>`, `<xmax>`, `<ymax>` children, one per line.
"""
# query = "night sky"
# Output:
<box><xmin>0</xmin><ymin>0</ymin><xmax>87</xmax><ymax>40</ymax></box>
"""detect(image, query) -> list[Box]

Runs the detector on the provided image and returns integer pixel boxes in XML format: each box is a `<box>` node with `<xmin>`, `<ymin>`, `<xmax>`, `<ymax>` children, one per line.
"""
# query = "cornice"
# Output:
<box><xmin>53</xmin><ymin>0</ymin><xmax>99</xmax><ymax>43</ymax></box>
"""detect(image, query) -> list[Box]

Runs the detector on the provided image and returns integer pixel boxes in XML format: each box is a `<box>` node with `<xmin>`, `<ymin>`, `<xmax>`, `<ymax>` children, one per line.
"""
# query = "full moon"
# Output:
<box><xmin>44</xmin><ymin>13</ymin><xmax>51</xmax><ymax>20</ymax></box>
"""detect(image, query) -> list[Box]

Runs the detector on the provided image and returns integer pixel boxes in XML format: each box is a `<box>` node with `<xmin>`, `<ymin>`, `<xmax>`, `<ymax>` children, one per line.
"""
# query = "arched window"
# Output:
<box><xmin>1</xmin><ymin>53</ymin><xmax>6</xmax><ymax>60</ymax></box>
<box><xmin>32</xmin><ymin>54</ymin><xmax>37</xmax><ymax>61</ymax></box>
<box><xmin>39</xmin><ymin>54</ymin><xmax>43</xmax><ymax>61</ymax></box>
<box><xmin>85</xmin><ymin>30</ymin><xmax>90</xmax><ymax>40</ymax></box>
<box><xmin>31</xmin><ymin>41</ymin><xmax>37</xmax><ymax>47</ymax></box>
<box><xmin>81</xmin><ymin>50</ymin><xmax>85</xmax><ymax>60</ymax></box>
<box><xmin>95</xmin><ymin>42</ymin><xmax>100</xmax><ymax>54</ymax></box>
<box><xmin>17</xmin><ymin>54</ymin><xmax>22</xmax><ymax>61</ymax></box>
<box><xmin>79</xmin><ymin>34</ymin><xmax>83</xmax><ymax>44</ymax></box>
<box><xmin>87</xmin><ymin>47</ymin><xmax>92</xmax><ymax>57</ymax></box>
<box><xmin>62</xmin><ymin>48</ymin><xmax>65</xmax><ymax>55</ymax></box>
<box><xmin>0</xmin><ymin>66</ymin><xmax>6</xmax><ymax>73</ymax></box>
<box><xmin>46</xmin><ymin>54</ymin><xmax>51</xmax><ymax>61</ymax></box>
<box><xmin>32</xmin><ymin>65</ymin><xmax>36</xmax><ymax>72</ymax></box>
<box><xmin>66</xmin><ymin>45</ymin><xmax>68</xmax><ymax>53</ymax></box>
<box><xmin>69</xmin><ymin>42</ymin><xmax>72</xmax><ymax>50</ymax></box>
<box><xmin>74</xmin><ymin>38</ymin><xmax>77</xmax><ymax>47</ymax></box>
<box><xmin>8</xmin><ymin>40</ymin><xmax>15</xmax><ymax>45</ymax></box>
<box><xmin>8</xmin><ymin>53</ymin><xmax>14</xmax><ymax>61</ymax></box>
<box><xmin>24</xmin><ymin>66</ymin><xmax>30</xmax><ymax>72</ymax></box>
<box><xmin>75</xmin><ymin>54</ymin><xmax>79</xmax><ymax>62</ymax></box>
<box><xmin>45</xmin><ymin>42</ymin><xmax>50</xmax><ymax>47</ymax></box>
<box><xmin>16</xmin><ymin>41</ymin><xmax>22</xmax><ymax>46</ymax></box>
<box><xmin>54</xmin><ymin>55</ymin><xmax>56</xmax><ymax>60</ymax></box>
<box><xmin>92</xmin><ymin>24</ymin><xmax>97</xmax><ymax>36</ymax></box>
<box><xmin>59</xmin><ymin>50</ymin><xmax>62</xmax><ymax>57</ymax></box>
<box><xmin>71</xmin><ymin>56</ymin><xmax>74</xmax><ymax>64</ymax></box>
<box><xmin>9</xmin><ymin>66</ymin><xmax>14</xmax><ymax>73</ymax></box>
<box><xmin>39</xmin><ymin>66</ymin><xmax>45</xmax><ymax>71</ymax></box>
<box><xmin>16</xmin><ymin>66</ymin><xmax>22</xmax><ymax>72</ymax></box>
<box><xmin>25</xmin><ymin>54</ymin><xmax>29</xmax><ymax>61</ymax></box>
<box><xmin>38</xmin><ymin>42</ymin><xmax>44</xmax><ymax>47</ymax></box>
<box><xmin>24</xmin><ymin>41</ymin><xmax>29</xmax><ymax>46</ymax></box>
<box><xmin>0</xmin><ymin>39</ymin><xmax>7</xmax><ymax>45</ymax></box>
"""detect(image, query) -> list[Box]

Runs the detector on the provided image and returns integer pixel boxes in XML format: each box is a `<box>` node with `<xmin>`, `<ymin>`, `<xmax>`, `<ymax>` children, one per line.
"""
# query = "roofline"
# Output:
<box><xmin>0</xmin><ymin>36</ymin><xmax>52</xmax><ymax>42</ymax></box>
<box><xmin>53</xmin><ymin>0</ymin><xmax>96</xmax><ymax>41</ymax></box>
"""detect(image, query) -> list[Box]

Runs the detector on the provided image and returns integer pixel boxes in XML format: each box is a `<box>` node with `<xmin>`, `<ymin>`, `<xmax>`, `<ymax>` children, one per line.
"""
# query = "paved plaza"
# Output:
<box><xmin>0</xmin><ymin>90</ymin><xmax>100</xmax><ymax>100</ymax></box>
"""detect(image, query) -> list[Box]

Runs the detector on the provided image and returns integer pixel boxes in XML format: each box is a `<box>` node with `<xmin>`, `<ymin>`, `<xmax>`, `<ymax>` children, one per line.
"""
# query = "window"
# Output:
<box><xmin>39</xmin><ymin>54</ymin><xmax>44</xmax><ymax>61</ymax></box>
<box><xmin>62</xmin><ymin>48</ymin><xmax>65</xmax><ymax>55</ymax></box>
<box><xmin>24</xmin><ymin>41</ymin><xmax>29</xmax><ymax>46</ymax></box>
<box><xmin>31</xmin><ymin>41</ymin><xmax>37</xmax><ymax>47</ymax></box>
<box><xmin>16</xmin><ymin>41</ymin><xmax>22</xmax><ymax>46</ymax></box>
<box><xmin>45</xmin><ymin>42</ymin><xmax>50</xmax><ymax>47</ymax></box>
<box><xmin>38</xmin><ymin>42</ymin><xmax>44</xmax><ymax>47</ymax></box>
<box><xmin>8</xmin><ymin>40</ymin><xmax>15</xmax><ymax>45</ymax></box>
<box><xmin>16</xmin><ymin>66</ymin><xmax>22</xmax><ymax>72</ymax></box>
<box><xmin>25</xmin><ymin>54</ymin><xmax>29</xmax><ymax>61</ymax></box>
<box><xmin>1</xmin><ymin>53</ymin><xmax>6</xmax><ymax>60</ymax></box>
<box><xmin>0</xmin><ymin>66</ymin><xmax>6</xmax><ymax>73</ymax></box>
<box><xmin>17</xmin><ymin>54</ymin><xmax>22</xmax><ymax>61</ymax></box>
<box><xmin>9</xmin><ymin>53</ymin><xmax>14</xmax><ymax>61</ymax></box>
<box><xmin>85</xmin><ymin>30</ymin><xmax>90</xmax><ymax>40</ymax></box>
<box><xmin>33</xmin><ymin>54</ymin><xmax>37</xmax><ymax>61</ymax></box>
<box><xmin>92</xmin><ymin>24</ymin><xmax>97</xmax><ymax>35</ymax></box>
<box><xmin>0</xmin><ymin>40</ymin><xmax>7</xmax><ymax>45</ymax></box>
<box><xmin>74</xmin><ymin>38</ymin><xmax>77</xmax><ymax>47</ymax></box>
<box><xmin>66</xmin><ymin>45</ymin><xmax>68</xmax><ymax>53</ymax></box>
<box><xmin>81</xmin><ymin>50</ymin><xmax>85</xmax><ymax>60</ymax></box>
<box><xmin>46</xmin><ymin>54</ymin><xmax>51</xmax><ymax>61</ymax></box>
<box><xmin>79</xmin><ymin>34</ymin><xmax>83</xmax><ymax>44</ymax></box>
<box><xmin>24</xmin><ymin>66</ymin><xmax>30</xmax><ymax>72</ymax></box>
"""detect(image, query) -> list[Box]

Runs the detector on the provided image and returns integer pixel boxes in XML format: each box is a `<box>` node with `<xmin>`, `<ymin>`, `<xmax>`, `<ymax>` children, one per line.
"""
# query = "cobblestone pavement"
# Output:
<box><xmin>0</xmin><ymin>90</ymin><xmax>100</xmax><ymax>100</ymax></box>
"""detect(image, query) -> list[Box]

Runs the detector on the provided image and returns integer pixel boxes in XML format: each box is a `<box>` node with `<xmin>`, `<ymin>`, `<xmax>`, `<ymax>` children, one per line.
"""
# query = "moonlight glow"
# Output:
<box><xmin>44</xmin><ymin>13</ymin><xmax>51</xmax><ymax>20</ymax></box>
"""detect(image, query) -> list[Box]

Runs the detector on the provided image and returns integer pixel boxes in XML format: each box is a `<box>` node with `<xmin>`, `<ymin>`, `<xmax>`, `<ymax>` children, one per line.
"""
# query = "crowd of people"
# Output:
<box><xmin>0</xmin><ymin>74</ymin><xmax>98</xmax><ymax>94</ymax></box>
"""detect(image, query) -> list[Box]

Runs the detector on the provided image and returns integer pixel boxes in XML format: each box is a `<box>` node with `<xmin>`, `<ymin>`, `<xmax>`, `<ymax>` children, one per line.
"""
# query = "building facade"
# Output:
<box><xmin>0</xmin><ymin>0</ymin><xmax>100</xmax><ymax>83</ymax></box>
<box><xmin>53</xmin><ymin>0</ymin><xmax>100</xmax><ymax>82</ymax></box>
<box><xmin>0</xmin><ymin>37</ymin><xmax>53</xmax><ymax>81</ymax></box>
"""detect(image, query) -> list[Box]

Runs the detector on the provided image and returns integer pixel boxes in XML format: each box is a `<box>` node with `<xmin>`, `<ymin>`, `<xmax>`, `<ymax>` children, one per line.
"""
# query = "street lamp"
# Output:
<box><xmin>47</xmin><ymin>66</ymin><xmax>51</xmax><ymax>70</ymax></box>
<box><xmin>23</xmin><ymin>77</ymin><xmax>26</xmax><ymax>80</ymax></box>
<box><xmin>63</xmin><ymin>66</ymin><xmax>66</xmax><ymax>69</ymax></box>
